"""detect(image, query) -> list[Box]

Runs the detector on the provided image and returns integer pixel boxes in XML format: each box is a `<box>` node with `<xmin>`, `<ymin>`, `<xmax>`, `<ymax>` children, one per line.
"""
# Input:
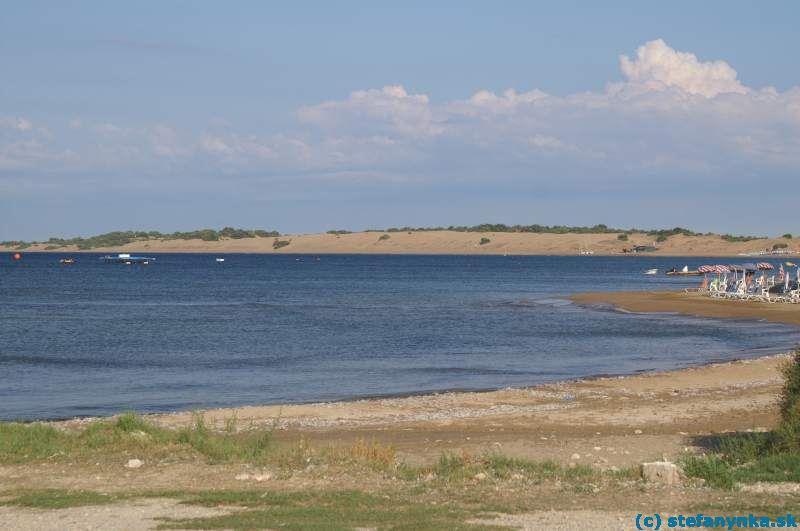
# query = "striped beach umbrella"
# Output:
<box><xmin>756</xmin><ymin>262</ymin><xmax>774</xmax><ymax>270</ymax></box>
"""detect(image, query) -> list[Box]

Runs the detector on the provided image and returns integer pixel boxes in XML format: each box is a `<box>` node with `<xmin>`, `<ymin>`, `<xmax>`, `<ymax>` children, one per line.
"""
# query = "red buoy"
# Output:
<box><xmin>12</xmin><ymin>252</ymin><xmax>21</xmax><ymax>260</ymax></box>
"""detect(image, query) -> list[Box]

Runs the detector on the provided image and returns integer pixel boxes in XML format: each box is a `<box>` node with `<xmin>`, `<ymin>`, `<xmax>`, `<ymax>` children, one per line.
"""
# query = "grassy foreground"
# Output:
<box><xmin>3</xmin><ymin>351</ymin><xmax>800</xmax><ymax>528</ymax></box>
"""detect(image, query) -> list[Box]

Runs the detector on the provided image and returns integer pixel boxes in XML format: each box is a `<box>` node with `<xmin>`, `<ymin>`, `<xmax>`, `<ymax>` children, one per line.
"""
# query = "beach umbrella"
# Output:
<box><xmin>756</xmin><ymin>262</ymin><xmax>774</xmax><ymax>270</ymax></box>
<box><xmin>697</xmin><ymin>265</ymin><xmax>715</xmax><ymax>273</ymax></box>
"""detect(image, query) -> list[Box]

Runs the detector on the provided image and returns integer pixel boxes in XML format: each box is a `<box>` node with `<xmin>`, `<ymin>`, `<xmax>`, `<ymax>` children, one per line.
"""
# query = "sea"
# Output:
<box><xmin>2</xmin><ymin>253</ymin><xmax>799</xmax><ymax>421</ymax></box>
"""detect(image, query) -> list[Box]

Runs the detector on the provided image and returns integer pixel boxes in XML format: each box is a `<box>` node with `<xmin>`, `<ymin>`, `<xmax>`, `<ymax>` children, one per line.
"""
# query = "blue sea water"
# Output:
<box><xmin>1</xmin><ymin>253</ymin><xmax>799</xmax><ymax>421</ymax></box>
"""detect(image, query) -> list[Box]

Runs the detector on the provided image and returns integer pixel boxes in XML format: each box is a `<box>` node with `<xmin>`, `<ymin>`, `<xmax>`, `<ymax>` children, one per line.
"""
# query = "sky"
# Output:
<box><xmin>2</xmin><ymin>1</ymin><xmax>799</xmax><ymax>240</ymax></box>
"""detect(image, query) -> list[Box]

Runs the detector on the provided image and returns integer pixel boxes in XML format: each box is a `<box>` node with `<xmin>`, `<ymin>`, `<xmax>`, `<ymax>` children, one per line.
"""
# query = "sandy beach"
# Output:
<box><xmin>3</xmin><ymin>230</ymin><xmax>798</xmax><ymax>257</ymax></box>
<box><xmin>571</xmin><ymin>290</ymin><xmax>800</xmax><ymax>327</ymax></box>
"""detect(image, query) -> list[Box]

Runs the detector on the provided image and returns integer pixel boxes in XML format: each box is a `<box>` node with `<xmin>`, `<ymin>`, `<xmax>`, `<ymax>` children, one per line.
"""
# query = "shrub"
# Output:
<box><xmin>617</xmin><ymin>234</ymin><xmax>628</xmax><ymax>241</ymax></box>
<box><xmin>655</xmin><ymin>234</ymin><xmax>668</xmax><ymax>243</ymax></box>
<box><xmin>378</xmin><ymin>234</ymin><xmax>390</xmax><ymax>241</ymax></box>
<box><xmin>776</xmin><ymin>350</ymin><xmax>800</xmax><ymax>451</ymax></box>
<box><xmin>272</xmin><ymin>239</ymin><xmax>291</xmax><ymax>250</ymax></box>
<box><xmin>773</xmin><ymin>243</ymin><xmax>789</xmax><ymax>251</ymax></box>
<box><xmin>783</xmin><ymin>234</ymin><xmax>793</xmax><ymax>239</ymax></box>
<box><xmin>722</xmin><ymin>234</ymin><xmax>765</xmax><ymax>242</ymax></box>
<box><xmin>479</xmin><ymin>237</ymin><xmax>490</xmax><ymax>245</ymax></box>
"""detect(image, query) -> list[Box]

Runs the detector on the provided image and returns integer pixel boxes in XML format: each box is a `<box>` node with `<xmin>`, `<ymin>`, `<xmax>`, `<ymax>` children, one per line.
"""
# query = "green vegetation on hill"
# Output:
<box><xmin>721</xmin><ymin>234</ymin><xmax>765</xmax><ymax>243</ymax></box>
<box><xmin>3</xmin><ymin>227</ymin><xmax>281</xmax><ymax>250</ymax></box>
<box><xmin>379</xmin><ymin>224</ymin><xmax>766</xmax><ymax>241</ymax></box>
<box><xmin>3</xmin><ymin>224</ymin><xmax>777</xmax><ymax>250</ymax></box>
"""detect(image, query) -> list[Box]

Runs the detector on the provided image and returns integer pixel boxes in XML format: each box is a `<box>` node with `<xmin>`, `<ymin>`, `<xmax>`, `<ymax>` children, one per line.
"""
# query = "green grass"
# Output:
<box><xmin>734</xmin><ymin>454</ymin><xmax>800</xmax><ymax>483</ymax></box>
<box><xmin>682</xmin><ymin>349</ymin><xmax>800</xmax><ymax>489</ymax></box>
<box><xmin>395</xmin><ymin>452</ymin><xmax>597</xmax><ymax>488</ymax></box>
<box><xmin>1</xmin><ymin>489</ymin><xmax>122</xmax><ymax>509</ymax></box>
<box><xmin>159</xmin><ymin>490</ymin><xmax>502</xmax><ymax>530</ymax></box>
<box><xmin>681</xmin><ymin>455</ymin><xmax>737</xmax><ymax>489</ymax></box>
<box><xmin>682</xmin><ymin>434</ymin><xmax>800</xmax><ymax>489</ymax></box>
<box><xmin>0</xmin><ymin>422</ymin><xmax>70</xmax><ymax>463</ymax></box>
<box><xmin>0</xmin><ymin>412</ymin><xmax>272</xmax><ymax>465</ymax></box>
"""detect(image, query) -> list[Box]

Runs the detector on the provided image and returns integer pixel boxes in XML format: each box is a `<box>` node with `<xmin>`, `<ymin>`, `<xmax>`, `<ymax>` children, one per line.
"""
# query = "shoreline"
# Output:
<box><xmin>45</xmin><ymin>348</ymin><xmax>790</xmax><ymax>428</ymax></box>
<box><xmin>136</xmin><ymin>350</ymin><xmax>791</xmax><ymax>432</ymax></box>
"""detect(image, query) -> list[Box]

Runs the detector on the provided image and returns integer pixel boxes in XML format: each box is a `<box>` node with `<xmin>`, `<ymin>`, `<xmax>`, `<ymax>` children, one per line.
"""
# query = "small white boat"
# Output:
<box><xmin>644</xmin><ymin>268</ymin><xmax>658</xmax><ymax>275</ymax></box>
<box><xmin>215</xmin><ymin>258</ymin><xmax>225</xmax><ymax>262</ymax></box>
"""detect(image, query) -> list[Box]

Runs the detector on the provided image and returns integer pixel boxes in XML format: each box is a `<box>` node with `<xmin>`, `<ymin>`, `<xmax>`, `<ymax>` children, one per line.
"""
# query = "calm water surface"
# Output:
<box><xmin>2</xmin><ymin>253</ymin><xmax>798</xmax><ymax>420</ymax></box>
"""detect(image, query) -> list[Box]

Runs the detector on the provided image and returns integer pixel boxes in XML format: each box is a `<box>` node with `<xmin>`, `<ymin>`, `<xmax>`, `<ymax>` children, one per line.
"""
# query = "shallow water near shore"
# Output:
<box><xmin>2</xmin><ymin>253</ymin><xmax>799</xmax><ymax>421</ymax></box>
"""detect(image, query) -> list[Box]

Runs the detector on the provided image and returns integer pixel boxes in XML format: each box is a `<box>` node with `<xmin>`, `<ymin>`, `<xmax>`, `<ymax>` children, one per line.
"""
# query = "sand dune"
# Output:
<box><xmin>3</xmin><ymin>230</ymin><xmax>798</xmax><ymax>256</ymax></box>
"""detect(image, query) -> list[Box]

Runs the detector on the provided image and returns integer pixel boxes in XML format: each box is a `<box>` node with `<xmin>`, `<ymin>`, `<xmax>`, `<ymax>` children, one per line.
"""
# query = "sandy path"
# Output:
<box><xmin>0</xmin><ymin>498</ymin><xmax>231</xmax><ymax>531</ymax></box>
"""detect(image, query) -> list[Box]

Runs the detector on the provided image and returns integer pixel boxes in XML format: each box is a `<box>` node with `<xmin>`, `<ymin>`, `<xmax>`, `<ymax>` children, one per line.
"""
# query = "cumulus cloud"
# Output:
<box><xmin>618</xmin><ymin>39</ymin><xmax>748</xmax><ymax>97</ymax></box>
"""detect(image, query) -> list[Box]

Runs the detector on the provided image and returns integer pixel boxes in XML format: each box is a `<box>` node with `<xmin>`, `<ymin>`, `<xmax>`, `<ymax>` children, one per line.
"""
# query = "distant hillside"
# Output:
<box><xmin>1</xmin><ymin>227</ymin><xmax>280</xmax><ymax>250</ymax></box>
<box><xmin>3</xmin><ymin>224</ymin><xmax>777</xmax><ymax>251</ymax></box>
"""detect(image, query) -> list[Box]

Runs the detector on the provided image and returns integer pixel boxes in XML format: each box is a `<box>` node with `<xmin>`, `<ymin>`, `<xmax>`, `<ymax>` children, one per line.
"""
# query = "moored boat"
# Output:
<box><xmin>666</xmin><ymin>265</ymin><xmax>701</xmax><ymax>276</ymax></box>
<box><xmin>100</xmin><ymin>253</ymin><xmax>155</xmax><ymax>264</ymax></box>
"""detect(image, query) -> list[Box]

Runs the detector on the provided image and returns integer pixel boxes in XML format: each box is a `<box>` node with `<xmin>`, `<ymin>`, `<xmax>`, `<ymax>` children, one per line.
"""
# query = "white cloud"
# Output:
<box><xmin>618</xmin><ymin>39</ymin><xmax>747</xmax><ymax>97</ymax></box>
<box><xmin>1</xmin><ymin>40</ymin><xmax>798</xmax><ymax>194</ymax></box>
<box><xmin>298</xmin><ymin>85</ymin><xmax>443</xmax><ymax>137</ymax></box>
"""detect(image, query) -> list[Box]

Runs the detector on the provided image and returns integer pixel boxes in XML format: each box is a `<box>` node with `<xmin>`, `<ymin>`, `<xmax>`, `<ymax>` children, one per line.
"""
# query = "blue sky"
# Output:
<box><xmin>2</xmin><ymin>1</ymin><xmax>799</xmax><ymax>240</ymax></box>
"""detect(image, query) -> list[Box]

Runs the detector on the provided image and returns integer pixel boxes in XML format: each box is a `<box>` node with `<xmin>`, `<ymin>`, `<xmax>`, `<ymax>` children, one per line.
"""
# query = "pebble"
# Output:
<box><xmin>634</xmin><ymin>429</ymin><xmax>643</xmax><ymax>435</ymax></box>
<box><xmin>570</xmin><ymin>453</ymin><xmax>581</xmax><ymax>460</ymax></box>
<box><xmin>125</xmin><ymin>459</ymin><xmax>143</xmax><ymax>469</ymax></box>
<box><xmin>474</xmin><ymin>472</ymin><xmax>487</xmax><ymax>481</ymax></box>
<box><xmin>593</xmin><ymin>446</ymin><xmax>602</xmax><ymax>451</ymax></box>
